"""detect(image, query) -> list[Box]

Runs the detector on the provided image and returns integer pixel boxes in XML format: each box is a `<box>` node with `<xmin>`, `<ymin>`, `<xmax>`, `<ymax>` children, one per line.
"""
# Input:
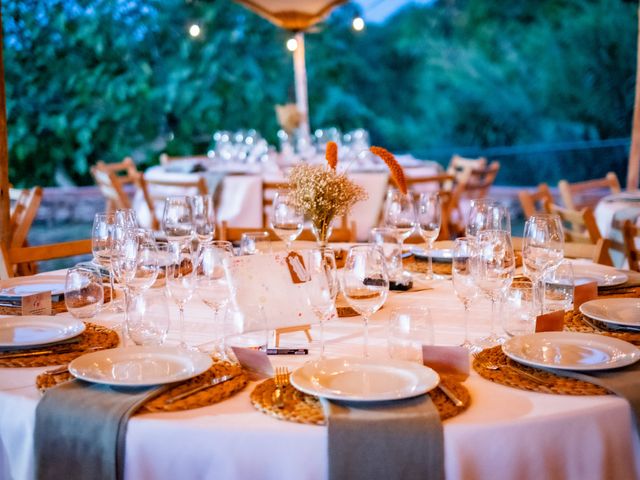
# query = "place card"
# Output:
<box><xmin>535</xmin><ymin>310</ymin><xmax>564</xmax><ymax>332</ymax></box>
<box><xmin>573</xmin><ymin>281</ymin><xmax>598</xmax><ymax>311</ymax></box>
<box><xmin>231</xmin><ymin>346</ymin><xmax>273</xmax><ymax>380</ymax></box>
<box><xmin>22</xmin><ymin>291</ymin><xmax>52</xmax><ymax>315</ymax></box>
<box><xmin>422</xmin><ymin>345</ymin><xmax>469</xmax><ymax>381</ymax></box>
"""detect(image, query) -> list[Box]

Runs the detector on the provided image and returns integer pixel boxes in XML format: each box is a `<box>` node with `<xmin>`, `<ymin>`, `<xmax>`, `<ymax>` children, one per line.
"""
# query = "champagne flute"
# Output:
<box><xmin>165</xmin><ymin>243</ymin><xmax>197</xmax><ymax>349</ymax></box>
<box><xmin>523</xmin><ymin>214</ymin><xmax>564</xmax><ymax>315</ymax></box>
<box><xmin>91</xmin><ymin>213</ymin><xmax>120</xmax><ymax>312</ymax></box>
<box><xmin>342</xmin><ymin>245</ymin><xmax>389</xmax><ymax>358</ymax></box>
<box><xmin>472</xmin><ymin>230</ymin><xmax>515</xmax><ymax>347</ymax></box>
<box><xmin>383</xmin><ymin>188</ymin><xmax>416</xmax><ymax>276</ymax></box>
<box><xmin>415</xmin><ymin>192</ymin><xmax>442</xmax><ymax>279</ymax></box>
<box><xmin>191</xmin><ymin>194</ymin><xmax>216</xmax><ymax>244</ymax></box>
<box><xmin>451</xmin><ymin>238</ymin><xmax>478</xmax><ymax>350</ymax></box>
<box><xmin>305</xmin><ymin>248</ymin><xmax>338</xmax><ymax>358</ymax></box>
<box><xmin>162</xmin><ymin>196</ymin><xmax>193</xmax><ymax>244</ymax></box>
<box><xmin>195</xmin><ymin>241</ymin><xmax>234</xmax><ymax>359</ymax></box>
<box><xmin>270</xmin><ymin>191</ymin><xmax>303</xmax><ymax>250</ymax></box>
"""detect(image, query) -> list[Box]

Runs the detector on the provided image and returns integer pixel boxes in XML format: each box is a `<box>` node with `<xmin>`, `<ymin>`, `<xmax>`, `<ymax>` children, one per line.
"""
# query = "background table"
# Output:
<box><xmin>594</xmin><ymin>192</ymin><xmax>640</xmax><ymax>266</ymax></box>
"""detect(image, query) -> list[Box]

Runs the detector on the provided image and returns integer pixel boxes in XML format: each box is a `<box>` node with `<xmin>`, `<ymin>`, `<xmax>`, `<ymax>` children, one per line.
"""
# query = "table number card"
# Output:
<box><xmin>22</xmin><ymin>291</ymin><xmax>52</xmax><ymax>315</ymax></box>
<box><xmin>573</xmin><ymin>281</ymin><xmax>598</xmax><ymax>311</ymax></box>
<box><xmin>422</xmin><ymin>345</ymin><xmax>469</xmax><ymax>380</ymax></box>
<box><xmin>535</xmin><ymin>310</ymin><xmax>564</xmax><ymax>332</ymax></box>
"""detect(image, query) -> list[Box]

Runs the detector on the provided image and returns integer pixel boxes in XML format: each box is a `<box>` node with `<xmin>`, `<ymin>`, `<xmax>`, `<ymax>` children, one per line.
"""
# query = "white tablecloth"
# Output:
<box><xmin>1</xmin><ymin>260</ymin><xmax>639</xmax><ymax>480</ymax></box>
<box><xmin>134</xmin><ymin>160</ymin><xmax>441</xmax><ymax>241</ymax></box>
<box><xmin>594</xmin><ymin>192</ymin><xmax>640</xmax><ymax>267</ymax></box>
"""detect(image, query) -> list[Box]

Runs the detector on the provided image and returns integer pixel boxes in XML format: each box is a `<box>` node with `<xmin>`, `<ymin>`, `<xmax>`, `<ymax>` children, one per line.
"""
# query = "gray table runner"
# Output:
<box><xmin>321</xmin><ymin>394</ymin><xmax>444</xmax><ymax>480</ymax></box>
<box><xmin>34</xmin><ymin>380</ymin><xmax>161</xmax><ymax>480</ymax></box>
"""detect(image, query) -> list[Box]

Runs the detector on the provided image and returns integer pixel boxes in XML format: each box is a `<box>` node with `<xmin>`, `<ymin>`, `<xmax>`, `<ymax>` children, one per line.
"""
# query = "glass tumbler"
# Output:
<box><xmin>65</xmin><ymin>264</ymin><xmax>104</xmax><ymax>319</ymax></box>
<box><xmin>387</xmin><ymin>306</ymin><xmax>433</xmax><ymax>363</ymax></box>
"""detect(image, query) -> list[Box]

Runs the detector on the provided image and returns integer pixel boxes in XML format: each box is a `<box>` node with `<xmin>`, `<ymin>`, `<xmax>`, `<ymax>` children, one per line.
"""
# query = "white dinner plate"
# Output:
<box><xmin>290</xmin><ymin>357</ymin><xmax>440</xmax><ymax>402</ymax></box>
<box><xmin>502</xmin><ymin>332</ymin><xmax>640</xmax><ymax>371</ymax></box>
<box><xmin>0</xmin><ymin>275</ymin><xmax>66</xmax><ymax>298</ymax></box>
<box><xmin>0</xmin><ymin>316</ymin><xmax>85</xmax><ymax>348</ymax></box>
<box><xmin>69</xmin><ymin>346</ymin><xmax>213</xmax><ymax>387</ymax></box>
<box><xmin>564</xmin><ymin>263</ymin><xmax>628</xmax><ymax>288</ymax></box>
<box><xmin>410</xmin><ymin>248</ymin><xmax>453</xmax><ymax>263</ymax></box>
<box><xmin>580</xmin><ymin>298</ymin><xmax>640</xmax><ymax>328</ymax></box>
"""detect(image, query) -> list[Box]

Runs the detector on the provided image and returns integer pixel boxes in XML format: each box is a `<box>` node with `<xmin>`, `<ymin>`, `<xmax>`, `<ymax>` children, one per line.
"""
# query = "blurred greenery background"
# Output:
<box><xmin>3</xmin><ymin>0</ymin><xmax>637</xmax><ymax>187</ymax></box>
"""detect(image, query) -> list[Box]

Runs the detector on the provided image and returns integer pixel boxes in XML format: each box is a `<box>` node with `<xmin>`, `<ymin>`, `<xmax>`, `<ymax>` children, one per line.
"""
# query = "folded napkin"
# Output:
<box><xmin>34</xmin><ymin>380</ymin><xmax>162</xmax><ymax>480</ymax></box>
<box><xmin>321</xmin><ymin>395</ymin><xmax>444</xmax><ymax>480</ymax></box>
<box><xmin>544</xmin><ymin>361</ymin><xmax>640</xmax><ymax>437</ymax></box>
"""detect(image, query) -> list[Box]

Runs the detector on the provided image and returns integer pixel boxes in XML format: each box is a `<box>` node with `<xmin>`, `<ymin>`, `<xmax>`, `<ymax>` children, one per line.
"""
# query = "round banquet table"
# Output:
<box><xmin>0</xmin><ymin>258</ymin><xmax>639</xmax><ymax>480</ymax></box>
<box><xmin>133</xmin><ymin>157</ymin><xmax>441</xmax><ymax>242</ymax></box>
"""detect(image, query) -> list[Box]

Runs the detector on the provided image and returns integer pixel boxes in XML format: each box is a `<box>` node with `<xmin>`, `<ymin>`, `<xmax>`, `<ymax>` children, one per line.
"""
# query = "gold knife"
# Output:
<box><xmin>165</xmin><ymin>374</ymin><xmax>236</xmax><ymax>404</ymax></box>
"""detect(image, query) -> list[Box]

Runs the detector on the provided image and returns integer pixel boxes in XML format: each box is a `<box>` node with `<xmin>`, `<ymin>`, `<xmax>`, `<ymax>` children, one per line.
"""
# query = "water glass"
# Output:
<box><xmin>91</xmin><ymin>212</ymin><xmax>120</xmax><ymax>312</ymax></box>
<box><xmin>369</xmin><ymin>227</ymin><xmax>403</xmax><ymax>281</ymax></box>
<box><xmin>191</xmin><ymin>194</ymin><xmax>216</xmax><ymax>244</ymax></box>
<box><xmin>451</xmin><ymin>238</ymin><xmax>477</xmax><ymax>350</ymax></box>
<box><xmin>383</xmin><ymin>188</ymin><xmax>416</xmax><ymax>276</ymax></box>
<box><xmin>165</xmin><ymin>243</ymin><xmax>197</xmax><ymax>349</ymax></box>
<box><xmin>162</xmin><ymin>196</ymin><xmax>193</xmax><ymax>243</ymax></box>
<box><xmin>544</xmin><ymin>261</ymin><xmax>575</xmax><ymax>313</ymax></box>
<box><xmin>65</xmin><ymin>264</ymin><xmax>104</xmax><ymax>319</ymax></box>
<box><xmin>239</xmin><ymin>231</ymin><xmax>272</xmax><ymax>255</ymax></box>
<box><xmin>304</xmin><ymin>249</ymin><xmax>338</xmax><ymax>358</ymax></box>
<box><xmin>415</xmin><ymin>192</ymin><xmax>442</xmax><ymax>279</ymax></box>
<box><xmin>127</xmin><ymin>289</ymin><xmax>170</xmax><ymax>346</ymax></box>
<box><xmin>270</xmin><ymin>191</ymin><xmax>303</xmax><ymax>250</ymax></box>
<box><xmin>466</xmin><ymin>198</ymin><xmax>511</xmax><ymax>238</ymax></box>
<box><xmin>503</xmin><ymin>281</ymin><xmax>536</xmax><ymax>337</ymax></box>
<box><xmin>387</xmin><ymin>306</ymin><xmax>433</xmax><ymax>363</ymax></box>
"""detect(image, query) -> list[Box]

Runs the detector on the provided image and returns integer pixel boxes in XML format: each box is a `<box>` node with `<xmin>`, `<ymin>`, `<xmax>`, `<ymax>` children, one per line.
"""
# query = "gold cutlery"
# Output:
<box><xmin>474</xmin><ymin>353</ymin><xmax>552</xmax><ymax>389</ymax></box>
<box><xmin>272</xmin><ymin>367</ymin><xmax>290</xmax><ymax>408</ymax></box>
<box><xmin>42</xmin><ymin>365</ymin><xmax>70</xmax><ymax>376</ymax></box>
<box><xmin>0</xmin><ymin>345</ymin><xmax>103</xmax><ymax>360</ymax></box>
<box><xmin>437</xmin><ymin>384</ymin><xmax>464</xmax><ymax>407</ymax></box>
<box><xmin>164</xmin><ymin>374</ymin><xmax>236</xmax><ymax>404</ymax></box>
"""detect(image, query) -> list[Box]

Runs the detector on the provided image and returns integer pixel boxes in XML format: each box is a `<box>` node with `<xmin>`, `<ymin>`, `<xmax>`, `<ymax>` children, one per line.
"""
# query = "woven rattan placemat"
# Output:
<box><xmin>250</xmin><ymin>376</ymin><xmax>470</xmax><ymax>425</ymax></box>
<box><xmin>564</xmin><ymin>309</ymin><xmax>640</xmax><ymax>346</ymax></box>
<box><xmin>404</xmin><ymin>256</ymin><xmax>452</xmax><ymax>276</ymax></box>
<box><xmin>0</xmin><ymin>323</ymin><xmax>119</xmax><ymax>368</ymax></box>
<box><xmin>0</xmin><ymin>287</ymin><xmax>113</xmax><ymax>316</ymax></box>
<box><xmin>473</xmin><ymin>346</ymin><xmax>609</xmax><ymax>395</ymax></box>
<box><xmin>36</xmin><ymin>361</ymin><xmax>248</xmax><ymax>414</ymax></box>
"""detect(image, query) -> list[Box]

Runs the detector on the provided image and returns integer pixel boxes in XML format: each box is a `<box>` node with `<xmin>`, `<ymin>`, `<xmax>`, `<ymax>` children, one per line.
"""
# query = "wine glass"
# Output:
<box><xmin>239</xmin><ymin>231</ymin><xmax>272</xmax><ymax>255</ymax></box>
<box><xmin>305</xmin><ymin>248</ymin><xmax>338</xmax><ymax>358</ymax></box>
<box><xmin>191</xmin><ymin>194</ymin><xmax>216</xmax><ymax>245</ymax></box>
<box><xmin>127</xmin><ymin>289</ymin><xmax>170</xmax><ymax>346</ymax></box>
<box><xmin>162</xmin><ymin>196</ymin><xmax>193</xmax><ymax>243</ymax></box>
<box><xmin>472</xmin><ymin>230</ymin><xmax>515</xmax><ymax>347</ymax></box>
<box><xmin>415</xmin><ymin>192</ymin><xmax>442</xmax><ymax>279</ymax></box>
<box><xmin>523</xmin><ymin>213</ymin><xmax>565</xmax><ymax>315</ymax></box>
<box><xmin>195</xmin><ymin>241</ymin><xmax>234</xmax><ymax>359</ymax></box>
<box><xmin>111</xmin><ymin>226</ymin><xmax>140</xmax><ymax>344</ymax></box>
<box><xmin>342</xmin><ymin>245</ymin><xmax>389</xmax><ymax>358</ymax></box>
<box><xmin>64</xmin><ymin>264</ymin><xmax>104</xmax><ymax>319</ymax></box>
<box><xmin>165</xmin><ymin>243</ymin><xmax>197</xmax><ymax>349</ymax></box>
<box><xmin>383</xmin><ymin>188</ymin><xmax>416</xmax><ymax>276</ymax></box>
<box><xmin>115</xmin><ymin>208</ymin><xmax>138</xmax><ymax>229</ymax></box>
<box><xmin>466</xmin><ymin>198</ymin><xmax>511</xmax><ymax>238</ymax></box>
<box><xmin>369</xmin><ymin>227</ymin><xmax>403</xmax><ymax>282</ymax></box>
<box><xmin>451</xmin><ymin>238</ymin><xmax>478</xmax><ymax>351</ymax></box>
<box><xmin>91</xmin><ymin>213</ymin><xmax>120</xmax><ymax>312</ymax></box>
<box><xmin>270</xmin><ymin>191</ymin><xmax>303</xmax><ymax>250</ymax></box>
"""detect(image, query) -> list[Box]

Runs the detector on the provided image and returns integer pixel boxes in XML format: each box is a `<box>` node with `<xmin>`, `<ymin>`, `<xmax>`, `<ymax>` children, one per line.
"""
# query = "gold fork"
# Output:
<box><xmin>272</xmin><ymin>367</ymin><xmax>289</xmax><ymax>408</ymax></box>
<box><xmin>473</xmin><ymin>353</ymin><xmax>551</xmax><ymax>388</ymax></box>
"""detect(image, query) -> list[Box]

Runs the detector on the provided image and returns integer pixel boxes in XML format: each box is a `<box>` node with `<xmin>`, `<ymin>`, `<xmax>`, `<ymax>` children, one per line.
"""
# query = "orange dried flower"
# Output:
<box><xmin>326</xmin><ymin>141</ymin><xmax>338</xmax><ymax>170</ymax></box>
<box><xmin>370</xmin><ymin>146</ymin><xmax>407</xmax><ymax>194</ymax></box>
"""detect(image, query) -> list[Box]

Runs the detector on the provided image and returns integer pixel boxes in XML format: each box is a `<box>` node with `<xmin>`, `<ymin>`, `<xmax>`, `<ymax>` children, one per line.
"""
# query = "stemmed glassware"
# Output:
<box><xmin>522</xmin><ymin>214</ymin><xmax>565</xmax><ymax>315</ymax></box>
<box><xmin>472</xmin><ymin>230</ymin><xmax>515</xmax><ymax>346</ymax></box>
<box><xmin>195</xmin><ymin>241</ymin><xmax>234</xmax><ymax>359</ymax></box>
<box><xmin>165</xmin><ymin>243</ymin><xmax>197</xmax><ymax>349</ymax></box>
<box><xmin>451</xmin><ymin>238</ymin><xmax>478</xmax><ymax>350</ymax></box>
<box><xmin>92</xmin><ymin>213</ymin><xmax>120</xmax><ymax>312</ymax></box>
<box><xmin>383</xmin><ymin>189</ymin><xmax>416</xmax><ymax>277</ymax></box>
<box><xmin>342</xmin><ymin>245</ymin><xmax>389</xmax><ymax>358</ymax></box>
<box><xmin>162</xmin><ymin>196</ymin><xmax>194</xmax><ymax>244</ymax></box>
<box><xmin>415</xmin><ymin>192</ymin><xmax>442</xmax><ymax>279</ymax></box>
<box><xmin>305</xmin><ymin>249</ymin><xmax>338</xmax><ymax>358</ymax></box>
<box><xmin>466</xmin><ymin>199</ymin><xmax>511</xmax><ymax>238</ymax></box>
<box><xmin>190</xmin><ymin>195</ymin><xmax>216</xmax><ymax>245</ymax></box>
<box><xmin>270</xmin><ymin>191</ymin><xmax>303</xmax><ymax>250</ymax></box>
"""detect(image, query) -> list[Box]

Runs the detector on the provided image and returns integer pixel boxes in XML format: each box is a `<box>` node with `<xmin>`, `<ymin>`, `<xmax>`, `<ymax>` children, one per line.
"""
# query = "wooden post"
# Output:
<box><xmin>293</xmin><ymin>31</ymin><xmax>311</xmax><ymax>142</ymax></box>
<box><xmin>628</xmin><ymin>4</ymin><xmax>640</xmax><ymax>191</ymax></box>
<box><xmin>0</xmin><ymin>3</ymin><xmax>10</xmax><ymax>245</ymax></box>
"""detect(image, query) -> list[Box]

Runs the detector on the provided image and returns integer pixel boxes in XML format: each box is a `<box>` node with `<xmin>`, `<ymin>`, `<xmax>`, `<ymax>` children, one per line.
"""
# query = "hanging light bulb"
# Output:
<box><xmin>189</xmin><ymin>24</ymin><xmax>201</xmax><ymax>37</ymax></box>
<box><xmin>286</xmin><ymin>37</ymin><xmax>298</xmax><ymax>52</ymax></box>
<box><xmin>352</xmin><ymin>16</ymin><xmax>365</xmax><ymax>31</ymax></box>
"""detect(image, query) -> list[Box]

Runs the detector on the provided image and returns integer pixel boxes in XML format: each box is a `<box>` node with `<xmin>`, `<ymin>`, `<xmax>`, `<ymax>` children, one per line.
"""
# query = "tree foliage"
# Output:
<box><xmin>2</xmin><ymin>0</ymin><xmax>637</xmax><ymax>187</ymax></box>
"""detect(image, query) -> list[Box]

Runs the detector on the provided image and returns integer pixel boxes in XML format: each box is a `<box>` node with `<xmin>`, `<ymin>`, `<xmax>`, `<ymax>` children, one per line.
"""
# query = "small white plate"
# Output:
<box><xmin>69</xmin><ymin>346</ymin><xmax>212</xmax><ymax>387</ymax></box>
<box><xmin>0</xmin><ymin>316</ymin><xmax>85</xmax><ymax>348</ymax></box>
<box><xmin>290</xmin><ymin>357</ymin><xmax>440</xmax><ymax>402</ymax></box>
<box><xmin>503</xmin><ymin>332</ymin><xmax>640</xmax><ymax>371</ymax></box>
<box><xmin>0</xmin><ymin>275</ymin><xmax>66</xmax><ymax>298</ymax></box>
<box><xmin>566</xmin><ymin>263</ymin><xmax>628</xmax><ymax>288</ymax></box>
<box><xmin>580</xmin><ymin>298</ymin><xmax>640</xmax><ymax>328</ymax></box>
<box><xmin>410</xmin><ymin>248</ymin><xmax>453</xmax><ymax>263</ymax></box>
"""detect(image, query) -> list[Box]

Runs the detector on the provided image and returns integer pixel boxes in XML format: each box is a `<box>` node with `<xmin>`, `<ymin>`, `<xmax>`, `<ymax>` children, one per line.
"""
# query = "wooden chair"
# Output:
<box><xmin>544</xmin><ymin>201</ymin><xmax>602</xmax><ymax>244</ymax></box>
<box><xmin>137</xmin><ymin>174</ymin><xmax>209</xmax><ymax>231</ymax></box>
<box><xmin>518</xmin><ymin>183</ymin><xmax>553</xmax><ymax>219</ymax></box>
<box><xmin>262</xmin><ymin>181</ymin><xmax>290</xmax><ymax>227</ymax></box>
<box><xmin>159</xmin><ymin>153</ymin><xmax>210</xmax><ymax>166</ymax></box>
<box><xmin>90</xmin><ymin>163</ymin><xmax>133</xmax><ymax>212</ymax></box>
<box><xmin>455</xmin><ymin>161</ymin><xmax>501</xmax><ymax>200</ymax></box>
<box><xmin>558</xmin><ymin>172</ymin><xmax>621</xmax><ymax>211</ymax></box>
<box><xmin>622</xmin><ymin>219</ymin><xmax>640</xmax><ymax>272</ymax></box>
<box><xmin>9</xmin><ymin>186</ymin><xmax>44</xmax><ymax>275</ymax></box>
<box><xmin>405</xmin><ymin>173</ymin><xmax>458</xmax><ymax>241</ymax></box>
<box><xmin>0</xmin><ymin>239</ymin><xmax>93</xmax><ymax>280</ymax></box>
<box><xmin>446</xmin><ymin>154</ymin><xmax>487</xmax><ymax>184</ymax></box>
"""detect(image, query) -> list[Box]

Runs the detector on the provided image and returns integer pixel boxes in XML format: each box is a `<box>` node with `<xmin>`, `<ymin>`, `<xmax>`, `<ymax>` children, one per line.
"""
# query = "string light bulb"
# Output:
<box><xmin>286</xmin><ymin>37</ymin><xmax>298</xmax><ymax>52</ymax></box>
<box><xmin>189</xmin><ymin>24</ymin><xmax>201</xmax><ymax>37</ymax></box>
<box><xmin>352</xmin><ymin>16</ymin><xmax>365</xmax><ymax>31</ymax></box>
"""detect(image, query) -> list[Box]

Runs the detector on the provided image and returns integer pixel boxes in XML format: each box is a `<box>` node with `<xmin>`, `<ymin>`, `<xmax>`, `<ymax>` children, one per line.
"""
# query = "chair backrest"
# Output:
<box><xmin>518</xmin><ymin>183</ymin><xmax>553</xmax><ymax>219</ymax></box>
<box><xmin>460</xmin><ymin>161</ymin><xmax>500</xmax><ymax>200</ymax></box>
<box><xmin>544</xmin><ymin>201</ymin><xmax>602</xmax><ymax>244</ymax></box>
<box><xmin>405</xmin><ymin>173</ymin><xmax>458</xmax><ymax>240</ymax></box>
<box><xmin>9</xmin><ymin>186</ymin><xmax>43</xmax><ymax>248</ymax></box>
<box><xmin>557</xmin><ymin>172</ymin><xmax>621</xmax><ymax>211</ymax></box>
<box><xmin>446</xmin><ymin>154</ymin><xmax>487</xmax><ymax>184</ymax></box>
<box><xmin>262</xmin><ymin>181</ymin><xmax>290</xmax><ymax>227</ymax></box>
<box><xmin>622</xmin><ymin>219</ymin><xmax>640</xmax><ymax>272</ymax></box>
<box><xmin>159</xmin><ymin>154</ymin><xmax>210</xmax><ymax>166</ymax></box>
<box><xmin>137</xmin><ymin>174</ymin><xmax>209</xmax><ymax>231</ymax></box>
<box><xmin>90</xmin><ymin>164</ymin><xmax>133</xmax><ymax>212</ymax></box>
<box><xmin>0</xmin><ymin>239</ymin><xmax>93</xmax><ymax>280</ymax></box>
<box><xmin>96</xmin><ymin>157</ymin><xmax>139</xmax><ymax>184</ymax></box>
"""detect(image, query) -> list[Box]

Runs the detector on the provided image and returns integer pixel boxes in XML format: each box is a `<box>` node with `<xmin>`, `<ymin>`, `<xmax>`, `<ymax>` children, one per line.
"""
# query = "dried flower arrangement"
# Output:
<box><xmin>369</xmin><ymin>146</ymin><xmax>407</xmax><ymax>194</ymax></box>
